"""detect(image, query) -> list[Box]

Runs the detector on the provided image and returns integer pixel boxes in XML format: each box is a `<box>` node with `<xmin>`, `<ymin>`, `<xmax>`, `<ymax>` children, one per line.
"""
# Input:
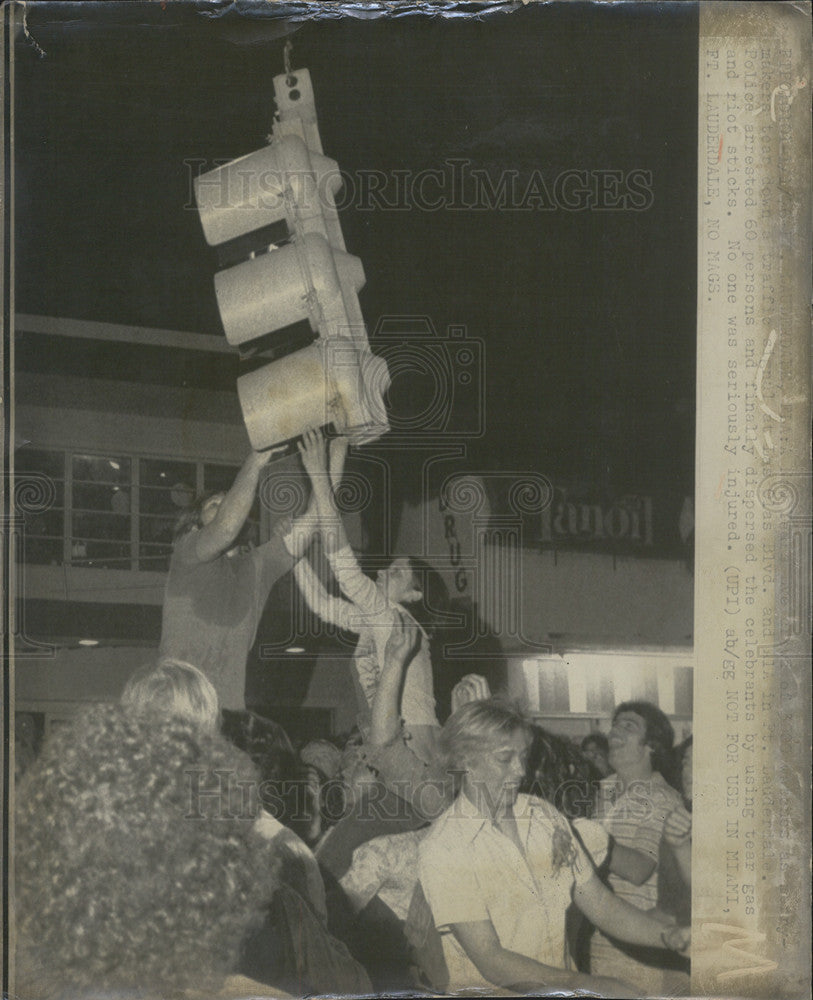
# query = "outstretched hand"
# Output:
<box><xmin>450</xmin><ymin>674</ymin><xmax>491</xmax><ymax>714</ymax></box>
<box><xmin>384</xmin><ymin>608</ymin><xmax>422</xmax><ymax>673</ymax></box>
<box><xmin>298</xmin><ymin>428</ymin><xmax>329</xmax><ymax>479</ymax></box>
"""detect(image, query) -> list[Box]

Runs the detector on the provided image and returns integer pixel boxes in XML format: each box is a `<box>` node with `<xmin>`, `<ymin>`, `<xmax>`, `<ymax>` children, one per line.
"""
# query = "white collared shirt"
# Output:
<box><xmin>418</xmin><ymin>792</ymin><xmax>593</xmax><ymax>992</ymax></box>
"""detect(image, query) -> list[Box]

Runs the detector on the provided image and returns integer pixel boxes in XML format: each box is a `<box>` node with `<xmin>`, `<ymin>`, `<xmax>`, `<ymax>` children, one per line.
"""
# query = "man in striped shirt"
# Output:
<box><xmin>590</xmin><ymin>700</ymin><xmax>684</xmax><ymax>995</ymax></box>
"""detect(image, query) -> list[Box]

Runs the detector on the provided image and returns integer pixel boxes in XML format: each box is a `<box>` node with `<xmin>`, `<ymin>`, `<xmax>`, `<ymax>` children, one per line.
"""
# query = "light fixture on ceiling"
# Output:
<box><xmin>78</xmin><ymin>639</ymin><xmax>100</xmax><ymax>647</ymax></box>
<box><xmin>285</xmin><ymin>646</ymin><xmax>306</xmax><ymax>654</ymax></box>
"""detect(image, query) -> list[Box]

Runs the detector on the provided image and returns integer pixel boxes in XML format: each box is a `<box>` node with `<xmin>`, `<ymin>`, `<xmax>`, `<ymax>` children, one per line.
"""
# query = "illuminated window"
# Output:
<box><xmin>15</xmin><ymin>449</ymin><xmax>249</xmax><ymax>572</ymax></box>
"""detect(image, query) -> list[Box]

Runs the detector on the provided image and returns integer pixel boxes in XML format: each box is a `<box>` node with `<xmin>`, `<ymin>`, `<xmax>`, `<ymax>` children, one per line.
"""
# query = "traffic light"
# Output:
<box><xmin>194</xmin><ymin>68</ymin><xmax>389</xmax><ymax>449</ymax></box>
<box><xmin>238</xmin><ymin>338</ymin><xmax>390</xmax><ymax>450</ymax></box>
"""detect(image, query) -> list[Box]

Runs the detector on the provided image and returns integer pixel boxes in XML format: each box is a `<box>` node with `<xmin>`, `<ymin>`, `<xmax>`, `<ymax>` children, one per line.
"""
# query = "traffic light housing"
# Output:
<box><xmin>194</xmin><ymin>68</ymin><xmax>389</xmax><ymax>448</ymax></box>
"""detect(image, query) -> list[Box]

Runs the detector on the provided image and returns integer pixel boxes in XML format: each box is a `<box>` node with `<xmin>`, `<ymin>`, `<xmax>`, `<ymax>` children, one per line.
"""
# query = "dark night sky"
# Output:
<box><xmin>14</xmin><ymin>1</ymin><xmax>698</xmax><ymax>506</ymax></box>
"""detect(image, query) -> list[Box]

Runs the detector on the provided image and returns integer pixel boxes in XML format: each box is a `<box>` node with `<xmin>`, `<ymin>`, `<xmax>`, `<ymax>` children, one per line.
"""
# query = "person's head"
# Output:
<box><xmin>236</xmin><ymin>710</ymin><xmax>295</xmax><ymax>760</ymax></box>
<box><xmin>378</xmin><ymin>556</ymin><xmax>450</xmax><ymax>639</ymax></box>
<box><xmin>15</xmin><ymin>704</ymin><xmax>275</xmax><ymax>998</ymax></box>
<box><xmin>441</xmin><ymin>698</ymin><xmax>531</xmax><ymax>815</ymax></box>
<box><xmin>300</xmin><ymin>738</ymin><xmax>342</xmax><ymax>783</ymax></box>
<box><xmin>525</xmin><ymin>727</ymin><xmax>602</xmax><ymax>819</ymax></box>
<box><xmin>172</xmin><ymin>490</ymin><xmax>225</xmax><ymax>541</ymax></box>
<box><xmin>580</xmin><ymin>732</ymin><xmax>611</xmax><ymax>777</ymax></box>
<box><xmin>609</xmin><ymin>700</ymin><xmax>674</xmax><ymax>777</ymax></box>
<box><xmin>121</xmin><ymin>657</ymin><xmax>220</xmax><ymax>734</ymax></box>
<box><xmin>376</xmin><ymin>557</ymin><xmax>422</xmax><ymax>605</ymax></box>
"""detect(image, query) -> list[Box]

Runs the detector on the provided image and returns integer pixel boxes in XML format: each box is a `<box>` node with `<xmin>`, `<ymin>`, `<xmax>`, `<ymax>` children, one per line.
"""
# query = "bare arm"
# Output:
<box><xmin>298</xmin><ymin>429</ymin><xmax>351</xmax><ymax>556</ymax></box>
<box><xmin>299</xmin><ymin>429</ymin><xmax>386</xmax><ymax>615</ymax></box>
<box><xmin>450</xmin><ymin>919</ymin><xmax>636</xmax><ymax>997</ymax></box>
<box><xmin>284</xmin><ymin>434</ymin><xmax>348</xmax><ymax>559</ymax></box>
<box><xmin>361</xmin><ymin>617</ymin><xmax>450</xmax><ymax>817</ymax></box>
<box><xmin>361</xmin><ymin>737</ymin><xmax>452</xmax><ymax>822</ymax></box>
<box><xmin>368</xmin><ymin>610</ymin><xmax>421</xmax><ymax>745</ymax></box>
<box><xmin>607</xmin><ymin>840</ymin><xmax>657</xmax><ymax>885</ymax></box>
<box><xmin>192</xmin><ymin>450</ymin><xmax>270</xmax><ymax>563</ymax></box>
<box><xmin>574</xmin><ymin>870</ymin><xmax>677</xmax><ymax>948</ymax></box>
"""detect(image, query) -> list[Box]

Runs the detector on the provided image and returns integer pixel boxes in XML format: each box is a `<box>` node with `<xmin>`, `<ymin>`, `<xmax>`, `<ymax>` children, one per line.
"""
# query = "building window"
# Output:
<box><xmin>138</xmin><ymin>458</ymin><xmax>197</xmax><ymax>572</ymax></box>
<box><xmin>15</xmin><ymin>447</ymin><xmax>254</xmax><ymax>573</ymax></box>
<box><xmin>71</xmin><ymin>454</ymin><xmax>132</xmax><ymax>570</ymax></box>
<box><xmin>15</xmin><ymin>448</ymin><xmax>66</xmax><ymax>565</ymax></box>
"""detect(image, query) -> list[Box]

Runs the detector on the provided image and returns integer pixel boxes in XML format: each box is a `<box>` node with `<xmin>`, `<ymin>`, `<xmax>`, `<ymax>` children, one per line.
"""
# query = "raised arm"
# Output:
<box><xmin>192</xmin><ymin>450</ymin><xmax>271</xmax><ymax>564</ymax></box>
<box><xmin>369</xmin><ymin>609</ymin><xmax>421</xmax><ymax>746</ymax></box>
<box><xmin>298</xmin><ymin>430</ymin><xmax>386</xmax><ymax>617</ymax></box>
<box><xmin>293</xmin><ymin>557</ymin><xmax>357</xmax><ymax>632</ymax></box>
<box><xmin>298</xmin><ymin>429</ymin><xmax>350</xmax><ymax>555</ymax></box>
<box><xmin>282</xmin><ymin>434</ymin><xmax>347</xmax><ymax>560</ymax></box>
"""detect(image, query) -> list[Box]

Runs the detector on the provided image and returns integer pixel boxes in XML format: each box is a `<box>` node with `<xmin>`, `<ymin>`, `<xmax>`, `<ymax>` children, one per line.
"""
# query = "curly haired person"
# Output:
<box><xmin>14</xmin><ymin>703</ymin><xmax>280</xmax><ymax>999</ymax></box>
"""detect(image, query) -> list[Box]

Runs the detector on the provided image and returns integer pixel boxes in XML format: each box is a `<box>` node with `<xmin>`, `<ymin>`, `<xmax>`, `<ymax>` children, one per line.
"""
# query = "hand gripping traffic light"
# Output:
<box><xmin>194</xmin><ymin>68</ymin><xmax>390</xmax><ymax>449</ymax></box>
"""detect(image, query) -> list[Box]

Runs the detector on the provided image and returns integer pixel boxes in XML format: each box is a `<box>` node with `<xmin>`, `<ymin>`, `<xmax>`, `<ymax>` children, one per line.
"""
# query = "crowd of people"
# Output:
<box><xmin>14</xmin><ymin>433</ymin><xmax>693</xmax><ymax>999</ymax></box>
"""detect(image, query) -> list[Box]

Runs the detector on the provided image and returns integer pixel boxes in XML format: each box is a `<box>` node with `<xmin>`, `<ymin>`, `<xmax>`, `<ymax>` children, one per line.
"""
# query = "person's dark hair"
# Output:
<box><xmin>525</xmin><ymin>726</ymin><xmax>602</xmax><ymax>819</ymax></box>
<box><xmin>581</xmin><ymin>732</ymin><xmax>609</xmax><ymax>756</ymax></box>
<box><xmin>173</xmin><ymin>490</ymin><xmax>220</xmax><ymax>541</ymax></box>
<box><xmin>240</xmin><ymin>710</ymin><xmax>296</xmax><ymax>759</ymax></box>
<box><xmin>223</xmin><ymin>710</ymin><xmax>311</xmax><ymax>833</ymax></box>
<box><xmin>15</xmin><ymin>704</ymin><xmax>277</xmax><ymax>998</ymax></box>
<box><xmin>668</xmin><ymin>734</ymin><xmax>693</xmax><ymax>800</ymax></box>
<box><xmin>613</xmin><ymin>699</ymin><xmax>675</xmax><ymax>774</ymax></box>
